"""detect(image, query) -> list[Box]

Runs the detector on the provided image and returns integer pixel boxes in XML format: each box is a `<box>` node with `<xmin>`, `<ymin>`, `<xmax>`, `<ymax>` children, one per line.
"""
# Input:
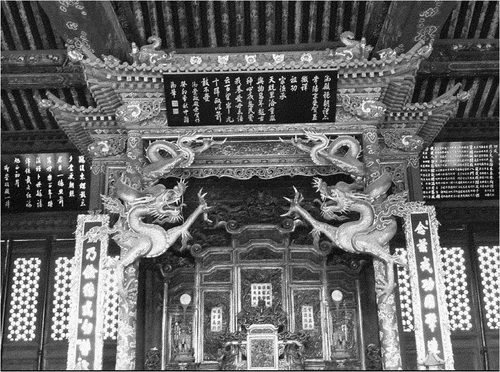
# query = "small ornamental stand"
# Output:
<box><xmin>173</xmin><ymin>294</ymin><xmax>196</xmax><ymax>370</ymax></box>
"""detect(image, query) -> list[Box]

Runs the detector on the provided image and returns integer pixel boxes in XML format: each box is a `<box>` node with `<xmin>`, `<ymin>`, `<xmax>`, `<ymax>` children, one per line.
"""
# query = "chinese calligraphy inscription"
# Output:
<box><xmin>405</xmin><ymin>209</ymin><xmax>454</xmax><ymax>370</ymax></box>
<box><xmin>164</xmin><ymin>71</ymin><xmax>337</xmax><ymax>126</ymax></box>
<box><xmin>67</xmin><ymin>214</ymin><xmax>109</xmax><ymax>370</ymax></box>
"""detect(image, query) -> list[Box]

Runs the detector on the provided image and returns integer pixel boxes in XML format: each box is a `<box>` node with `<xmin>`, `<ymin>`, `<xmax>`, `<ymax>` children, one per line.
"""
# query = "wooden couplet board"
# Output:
<box><xmin>67</xmin><ymin>214</ymin><xmax>109</xmax><ymax>370</ymax></box>
<box><xmin>403</xmin><ymin>206</ymin><xmax>454</xmax><ymax>370</ymax></box>
<box><xmin>164</xmin><ymin>71</ymin><xmax>337</xmax><ymax>126</ymax></box>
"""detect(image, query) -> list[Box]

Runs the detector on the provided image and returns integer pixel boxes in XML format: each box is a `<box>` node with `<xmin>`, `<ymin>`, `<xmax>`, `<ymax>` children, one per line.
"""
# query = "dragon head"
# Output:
<box><xmin>313</xmin><ymin>178</ymin><xmax>355</xmax><ymax>221</ymax></box>
<box><xmin>147</xmin><ymin>180</ymin><xmax>188</xmax><ymax>224</ymax></box>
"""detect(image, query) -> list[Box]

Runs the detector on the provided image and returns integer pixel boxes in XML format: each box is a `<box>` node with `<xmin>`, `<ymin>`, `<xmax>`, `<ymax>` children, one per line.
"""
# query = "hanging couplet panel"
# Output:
<box><xmin>404</xmin><ymin>207</ymin><xmax>454</xmax><ymax>370</ymax></box>
<box><xmin>67</xmin><ymin>214</ymin><xmax>109</xmax><ymax>370</ymax></box>
<box><xmin>164</xmin><ymin>71</ymin><xmax>337</xmax><ymax>126</ymax></box>
<box><xmin>1</xmin><ymin>152</ymin><xmax>90</xmax><ymax>212</ymax></box>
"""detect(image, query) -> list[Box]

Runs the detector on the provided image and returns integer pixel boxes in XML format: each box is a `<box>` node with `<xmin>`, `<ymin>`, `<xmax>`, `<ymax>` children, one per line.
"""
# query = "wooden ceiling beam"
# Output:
<box><xmin>435</xmin><ymin>117</ymin><xmax>499</xmax><ymax>142</ymax></box>
<box><xmin>37</xmin><ymin>1</ymin><xmax>131</xmax><ymax>62</ymax></box>
<box><xmin>1</xmin><ymin>73</ymin><xmax>85</xmax><ymax>89</ymax></box>
<box><xmin>419</xmin><ymin>60</ymin><xmax>499</xmax><ymax>76</ymax></box>
<box><xmin>375</xmin><ymin>1</ymin><xmax>457</xmax><ymax>53</ymax></box>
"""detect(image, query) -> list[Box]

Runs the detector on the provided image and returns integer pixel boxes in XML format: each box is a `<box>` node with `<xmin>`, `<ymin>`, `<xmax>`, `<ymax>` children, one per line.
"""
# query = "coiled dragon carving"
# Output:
<box><xmin>87</xmin><ymin>174</ymin><xmax>211</xmax><ymax>299</ymax></box>
<box><xmin>281</xmin><ymin>131</ymin><xmax>365</xmax><ymax>179</ymax></box>
<box><xmin>282</xmin><ymin>172</ymin><xmax>407</xmax><ymax>303</ymax></box>
<box><xmin>143</xmin><ymin>133</ymin><xmax>226</xmax><ymax>183</ymax></box>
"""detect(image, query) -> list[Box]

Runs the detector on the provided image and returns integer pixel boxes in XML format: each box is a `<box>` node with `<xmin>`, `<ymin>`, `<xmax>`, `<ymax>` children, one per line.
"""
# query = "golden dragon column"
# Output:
<box><xmin>363</xmin><ymin>127</ymin><xmax>403</xmax><ymax>370</ymax></box>
<box><xmin>115</xmin><ymin>131</ymin><xmax>143</xmax><ymax>370</ymax></box>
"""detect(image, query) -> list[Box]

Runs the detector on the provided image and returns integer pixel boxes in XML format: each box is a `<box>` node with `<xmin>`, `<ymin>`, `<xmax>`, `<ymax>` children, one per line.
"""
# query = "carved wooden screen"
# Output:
<box><xmin>241</xmin><ymin>268</ymin><xmax>282</xmax><ymax>309</ymax></box>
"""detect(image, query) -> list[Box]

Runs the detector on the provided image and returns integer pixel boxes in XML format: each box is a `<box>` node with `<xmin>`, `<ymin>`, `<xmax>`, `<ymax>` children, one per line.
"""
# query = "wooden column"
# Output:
<box><xmin>115</xmin><ymin>131</ymin><xmax>143</xmax><ymax>370</ymax></box>
<box><xmin>362</xmin><ymin>127</ymin><xmax>403</xmax><ymax>370</ymax></box>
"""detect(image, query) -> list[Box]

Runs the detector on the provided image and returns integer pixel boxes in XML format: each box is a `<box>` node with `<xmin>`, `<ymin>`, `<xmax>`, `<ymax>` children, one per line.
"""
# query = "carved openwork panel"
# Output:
<box><xmin>239</xmin><ymin>246</ymin><xmax>284</xmax><ymax>261</ymax></box>
<box><xmin>202</xmin><ymin>269</ymin><xmax>231</xmax><ymax>284</ymax></box>
<box><xmin>240</xmin><ymin>268</ymin><xmax>283</xmax><ymax>322</ymax></box>
<box><xmin>247</xmin><ymin>324</ymin><xmax>279</xmax><ymax>370</ymax></box>
<box><xmin>292</xmin><ymin>289</ymin><xmax>323</xmax><ymax>359</ymax></box>
<box><xmin>202</xmin><ymin>290</ymin><xmax>231</xmax><ymax>362</ymax></box>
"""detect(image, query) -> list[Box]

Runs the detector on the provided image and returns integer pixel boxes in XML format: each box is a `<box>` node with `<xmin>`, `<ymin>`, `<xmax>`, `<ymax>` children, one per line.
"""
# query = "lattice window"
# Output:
<box><xmin>251</xmin><ymin>283</ymin><xmax>272</xmax><ymax>307</ymax></box>
<box><xmin>50</xmin><ymin>256</ymin><xmax>73</xmax><ymax>340</ymax></box>
<box><xmin>7</xmin><ymin>257</ymin><xmax>42</xmax><ymax>341</ymax></box>
<box><xmin>477</xmin><ymin>245</ymin><xmax>500</xmax><ymax>329</ymax></box>
<box><xmin>440</xmin><ymin>246</ymin><xmax>473</xmax><ymax>331</ymax></box>
<box><xmin>210</xmin><ymin>307</ymin><xmax>223</xmax><ymax>332</ymax></box>
<box><xmin>103</xmin><ymin>258</ymin><xmax>119</xmax><ymax>340</ymax></box>
<box><xmin>301</xmin><ymin>305</ymin><xmax>314</xmax><ymax>330</ymax></box>
<box><xmin>395</xmin><ymin>248</ymin><xmax>414</xmax><ymax>332</ymax></box>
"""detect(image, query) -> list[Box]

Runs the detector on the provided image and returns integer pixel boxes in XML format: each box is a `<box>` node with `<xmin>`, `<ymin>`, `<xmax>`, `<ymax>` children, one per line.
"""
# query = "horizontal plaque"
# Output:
<box><xmin>164</xmin><ymin>71</ymin><xmax>337</xmax><ymax>126</ymax></box>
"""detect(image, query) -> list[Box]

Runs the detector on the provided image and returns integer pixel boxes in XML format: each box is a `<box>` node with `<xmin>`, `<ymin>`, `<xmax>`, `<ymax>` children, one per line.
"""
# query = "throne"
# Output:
<box><xmin>217</xmin><ymin>299</ymin><xmax>308</xmax><ymax>370</ymax></box>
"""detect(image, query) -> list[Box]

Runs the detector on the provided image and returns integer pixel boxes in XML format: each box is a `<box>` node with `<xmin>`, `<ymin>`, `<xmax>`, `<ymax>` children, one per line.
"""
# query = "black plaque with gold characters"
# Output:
<box><xmin>164</xmin><ymin>71</ymin><xmax>337</xmax><ymax>126</ymax></box>
<box><xmin>420</xmin><ymin>142</ymin><xmax>499</xmax><ymax>200</ymax></box>
<box><xmin>2</xmin><ymin>152</ymin><xmax>90</xmax><ymax>212</ymax></box>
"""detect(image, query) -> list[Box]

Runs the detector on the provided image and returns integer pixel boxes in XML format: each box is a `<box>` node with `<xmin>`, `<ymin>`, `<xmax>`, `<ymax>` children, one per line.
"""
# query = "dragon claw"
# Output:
<box><xmin>375</xmin><ymin>277</ymin><xmax>396</xmax><ymax>304</ymax></box>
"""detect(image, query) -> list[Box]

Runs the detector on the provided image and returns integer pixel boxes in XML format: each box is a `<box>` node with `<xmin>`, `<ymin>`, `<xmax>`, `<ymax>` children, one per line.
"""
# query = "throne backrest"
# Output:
<box><xmin>247</xmin><ymin>324</ymin><xmax>279</xmax><ymax>370</ymax></box>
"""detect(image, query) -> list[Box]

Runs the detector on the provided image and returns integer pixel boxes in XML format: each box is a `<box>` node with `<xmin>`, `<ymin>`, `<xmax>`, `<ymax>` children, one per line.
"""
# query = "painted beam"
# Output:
<box><xmin>375</xmin><ymin>1</ymin><xmax>457</xmax><ymax>53</ymax></box>
<box><xmin>1</xmin><ymin>73</ymin><xmax>85</xmax><ymax>89</ymax></box>
<box><xmin>37</xmin><ymin>1</ymin><xmax>131</xmax><ymax>62</ymax></box>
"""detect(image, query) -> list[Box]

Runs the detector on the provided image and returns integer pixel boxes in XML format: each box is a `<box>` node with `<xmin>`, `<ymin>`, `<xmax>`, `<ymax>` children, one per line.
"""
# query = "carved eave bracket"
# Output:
<box><xmin>382</xmin><ymin>83</ymin><xmax>470</xmax><ymax>151</ymax></box>
<box><xmin>37</xmin><ymin>91</ymin><xmax>122</xmax><ymax>158</ymax></box>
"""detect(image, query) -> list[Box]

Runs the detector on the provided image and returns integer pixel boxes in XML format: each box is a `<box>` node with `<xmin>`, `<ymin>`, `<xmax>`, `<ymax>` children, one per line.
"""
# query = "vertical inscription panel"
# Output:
<box><xmin>405</xmin><ymin>208</ymin><xmax>454</xmax><ymax>370</ymax></box>
<box><xmin>67</xmin><ymin>214</ymin><xmax>109</xmax><ymax>370</ymax></box>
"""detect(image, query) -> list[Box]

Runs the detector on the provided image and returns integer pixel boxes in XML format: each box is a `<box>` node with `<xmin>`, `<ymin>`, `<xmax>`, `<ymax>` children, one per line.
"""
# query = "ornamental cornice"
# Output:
<box><xmin>136</xmin><ymin>122</ymin><xmax>374</xmax><ymax>138</ymax></box>
<box><xmin>167</xmin><ymin>164</ymin><xmax>343</xmax><ymax>180</ymax></box>
<box><xmin>78</xmin><ymin>38</ymin><xmax>429</xmax><ymax>80</ymax></box>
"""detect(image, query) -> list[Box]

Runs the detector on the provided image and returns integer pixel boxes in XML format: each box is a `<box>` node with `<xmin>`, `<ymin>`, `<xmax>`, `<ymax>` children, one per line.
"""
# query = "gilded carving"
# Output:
<box><xmin>382</xmin><ymin>131</ymin><xmax>424</xmax><ymax>152</ymax></box>
<box><xmin>168</xmin><ymin>164</ymin><xmax>342</xmax><ymax>180</ymax></box>
<box><xmin>86</xmin><ymin>175</ymin><xmax>211</xmax><ymax>299</ymax></box>
<box><xmin>281</xmin><ymin>131</ymin><xmax>365</xmax><ymax>178</ymax></box>
<box><xmin>143</xmin><ymin>134</ymin><xmax>225</xmax><ymax>183</ymax></box>
<box><xmin>87</xmin><ymin>137</ymin><xmax>127</xmax><ymax>157</ymax></box>
<box><xmin>339</xmin><ymin>93</ymin><xmax>387</xmax><ymax>120</ymax></box>
<box><xmin>130</xmin><ymin>36</ymin><xmax>175</xmax><ymax>66</ymax></box>
<box><xmin>283</xmin><ymin>173</ymin><xmax>408</xmax><ymax>303</ymax></box>
<box><xmin>115</xmin><ymin>100</ymin><xmax>163</xmax><ymax>123</ymax></box>
<box><xmin>333</xmin><ymin>31</ymin><xmax>373</xmax><ymax>61</ymax></box>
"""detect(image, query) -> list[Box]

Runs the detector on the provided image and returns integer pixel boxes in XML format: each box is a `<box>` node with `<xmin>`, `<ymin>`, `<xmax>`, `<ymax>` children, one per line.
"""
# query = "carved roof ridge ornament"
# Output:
<box><xmin>74</xmin><ymin>34</ymin><xmax>431</xmax><ymax>75</ymax></box>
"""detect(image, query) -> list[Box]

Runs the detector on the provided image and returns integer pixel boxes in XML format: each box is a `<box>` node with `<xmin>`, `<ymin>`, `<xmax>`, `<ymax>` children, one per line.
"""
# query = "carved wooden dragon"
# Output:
<box><xmin>89</xmin><ymin>175</ymin><xmax>211</xmax><ymax>299</ymax></box>
<box><xmin>281</xmin><ymin>131</ymin><xmax>365</xmax><ymax>179</ymax></box>
<box><xmin>143</xmin><ymin>133</ymin><xmax>225</xmax><ymax>183</ymax></box>
<box><xmin>282</xmin><ymin>172</ymin><xmax>406</xmax><ymax>303</ymax></box>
